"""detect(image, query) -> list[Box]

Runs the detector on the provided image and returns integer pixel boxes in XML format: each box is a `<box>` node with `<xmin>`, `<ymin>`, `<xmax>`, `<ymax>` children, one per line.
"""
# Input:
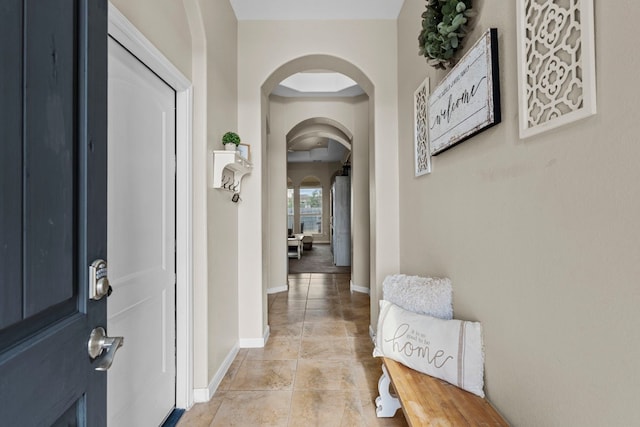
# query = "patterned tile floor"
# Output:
<box><xmin>177</xmin><ymin>273</ymin><xmax>408</xmax><ymax>427</ymax></box>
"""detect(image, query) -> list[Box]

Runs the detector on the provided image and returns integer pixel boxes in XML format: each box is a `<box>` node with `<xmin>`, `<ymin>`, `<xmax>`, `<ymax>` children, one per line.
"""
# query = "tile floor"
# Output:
<box><xmin>177</xmin><ymin>273</ymin><xmax>408</xmax><ymax>427</ymax></box>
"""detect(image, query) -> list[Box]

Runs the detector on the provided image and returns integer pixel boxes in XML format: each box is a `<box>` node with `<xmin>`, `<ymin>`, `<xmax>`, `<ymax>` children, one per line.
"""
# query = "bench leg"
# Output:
<box><xmin>376</xmin><ymin>364</ymin><xmax>402</xmax><ymax>418</ymax></box>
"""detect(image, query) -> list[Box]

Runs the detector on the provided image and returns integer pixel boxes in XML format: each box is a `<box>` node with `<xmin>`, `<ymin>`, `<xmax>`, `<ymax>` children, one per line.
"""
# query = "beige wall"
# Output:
<box><xmin>238</xmin><ymin>20</ymin><xmax>400</xmax><ymax>342</ymax></box>
<box><xmin>206</xmin><ymin>187</ymin><xmax>238</xmax><ymax>382</ymax></box>
<box><xmin>266</xmin><ymin>99</ymin><xmax>287</xmax><ymax>291</ymax></box>
<box><xmin>193</xmin><ymin>0</ymin><xmax>240</xmax><ymax>391</ymax></box>
<box><xmin>351</xmin><ymin>98</ymin><xmax>370</xmax><ymax>291</ymax></box>
<box><xmin>110</xmin><ymin>0</ymin><xmax>192</xmax><ymax>78</ymax></box>
<box><xmin>398</xmin><ymin>2</ymin><xmax>640</xmax><ymax>426</ymax></box>
<box><xmin>182</xmin><ymin>0</ymin><xmax>208</xmax><ymax>391</ymax></box>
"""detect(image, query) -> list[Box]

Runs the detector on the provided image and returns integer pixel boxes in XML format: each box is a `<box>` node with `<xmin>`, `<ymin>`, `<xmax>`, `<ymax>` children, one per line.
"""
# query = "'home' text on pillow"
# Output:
<box><xmin>374</xmin><ymin>300</ymin><xmax>485</xmax><ymax>397</ymax></box>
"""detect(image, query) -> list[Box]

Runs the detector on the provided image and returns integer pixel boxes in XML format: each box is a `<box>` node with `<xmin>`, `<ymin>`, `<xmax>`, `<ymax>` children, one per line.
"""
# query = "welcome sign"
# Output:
<box><xmin>428</xmin><ymin>28</ymin><xmax>501</xmax><ymax>155</ymax></box>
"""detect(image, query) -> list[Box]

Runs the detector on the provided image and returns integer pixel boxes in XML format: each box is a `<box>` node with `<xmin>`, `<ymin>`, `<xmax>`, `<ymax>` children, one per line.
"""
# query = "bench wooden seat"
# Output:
<box><xmin>376</xmin><ymin>357</ymin><xmax>509</xmax><ymax>426</ymax></box>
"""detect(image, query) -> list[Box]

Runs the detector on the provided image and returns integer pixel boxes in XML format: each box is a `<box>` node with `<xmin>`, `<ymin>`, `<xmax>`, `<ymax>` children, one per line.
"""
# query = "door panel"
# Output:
<box><xmin>0</xmin><ymin>0</ymin><xmax>23</xmax><ymax>329</ymax></box>
<box><xmin>107</xmin><ymin>37</ymin><xmax>177</xmax><ymax>426</ymax></box>
<box><xmin>0</xmin><ymin>0</ymin><xmax>108</xmax><ymax>425</ymax></box>
<box><xmin>52</xmin><ymin>400</ymin><xmax>80</xmax><ymax>427</ymax></box>
<box><xmin>24</xmin><ymin>0</ymin><xmax>77</xmax><ymax>316</ymax></box>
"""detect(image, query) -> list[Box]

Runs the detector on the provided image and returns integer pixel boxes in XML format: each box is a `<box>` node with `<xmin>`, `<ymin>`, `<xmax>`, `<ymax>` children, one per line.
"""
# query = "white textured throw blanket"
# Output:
<box><xmin>374</xmin><ymin>300</ymin><xmax>485</xmax><ymax>397</ymax></box>
<box><xmin>382</xmin><ymin>274</ymin><xmax>453</xmax><ymax>320</ymax></box>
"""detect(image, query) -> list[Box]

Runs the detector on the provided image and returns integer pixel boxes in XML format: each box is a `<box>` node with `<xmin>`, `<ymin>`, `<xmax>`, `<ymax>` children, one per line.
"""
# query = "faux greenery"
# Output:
<box><xmin>418</xmin><ymin>0</ymin><xmax>475</xmax><ymax>70</ymax></box>
<box><xmin>222</xmin><ymin>131</ymin><xmax>241</xmax><ymax>146</ymax></box>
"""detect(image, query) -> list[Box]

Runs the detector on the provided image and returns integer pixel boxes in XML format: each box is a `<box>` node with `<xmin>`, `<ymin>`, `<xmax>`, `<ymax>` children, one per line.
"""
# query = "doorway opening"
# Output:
<box><xmin>287</xmin><ymin>173</ymin><xmax>351</xmax><ymax>275</ymax></box>
<box><xmin>262</xmin><ymin>55</ymin><xmax>375</xmax><ymax>314</ymax></box>
<box><xmin>108</xmin><ymin>4</ymin><xmax>194</xmax><ymax>418</ymax></box>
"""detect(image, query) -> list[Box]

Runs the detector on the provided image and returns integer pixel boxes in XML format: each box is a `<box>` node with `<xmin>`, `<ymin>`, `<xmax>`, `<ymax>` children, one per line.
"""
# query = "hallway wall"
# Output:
<box><xmin>197</xmin><ymin>0</ymin><xmax>240</xmax><ymax>391</ymax></box>
<box><xmin>110</xmin><ymin>0</ymin><xmax>192</xmax><ymax>78</ymax></box>
<box><xmin>397</xmin><ymin>2</ymin><xmax>640</xmax><ymax>426</ymax></box>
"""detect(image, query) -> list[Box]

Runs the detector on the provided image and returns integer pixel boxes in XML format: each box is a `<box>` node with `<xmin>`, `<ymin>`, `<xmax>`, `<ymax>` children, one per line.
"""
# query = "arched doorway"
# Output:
<box><xmin>261</xmin><ymin>56</ymin><xmax>374</xmax><ymax>303</ymax></box>
<box><xmin>236</xmin><ymin>49</ymin><xmax>401</xmax><ymax>347</ymax></box>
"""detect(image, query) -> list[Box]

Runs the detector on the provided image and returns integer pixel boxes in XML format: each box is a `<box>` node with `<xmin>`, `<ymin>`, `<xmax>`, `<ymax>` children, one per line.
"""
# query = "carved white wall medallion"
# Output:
<box><xmin>516</xmin><ymin>0</ymin><xmax>597</xmax><ymax>138</ymax></box>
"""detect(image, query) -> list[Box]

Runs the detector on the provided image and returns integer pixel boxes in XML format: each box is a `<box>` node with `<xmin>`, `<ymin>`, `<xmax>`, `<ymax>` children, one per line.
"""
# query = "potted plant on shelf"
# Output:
<box><xmin>222</xmin><ymin>131</ymin><xmax>241</xmax><ymax>151</ymax></box>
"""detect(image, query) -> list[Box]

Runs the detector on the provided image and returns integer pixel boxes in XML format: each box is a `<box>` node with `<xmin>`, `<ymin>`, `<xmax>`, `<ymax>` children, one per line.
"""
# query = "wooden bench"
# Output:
<box><xmin>376</xmin><ymin>357</ymin><xmax>509</xmax><ymax>426</ymax></box>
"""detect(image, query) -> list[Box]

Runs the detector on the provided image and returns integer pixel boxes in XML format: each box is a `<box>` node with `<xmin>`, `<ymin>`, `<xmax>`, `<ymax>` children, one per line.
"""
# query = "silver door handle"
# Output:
<box><xmin>87</xmin><ymin>327</ymin><xmax>124</xmax><ymax>371</ymax></box>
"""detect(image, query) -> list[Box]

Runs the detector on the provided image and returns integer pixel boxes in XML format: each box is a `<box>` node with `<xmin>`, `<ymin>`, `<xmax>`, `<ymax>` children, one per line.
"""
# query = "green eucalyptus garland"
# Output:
<box><xmin>418</xmin><ymin>0</ymin><xmax>475</xmax><ymax>69</ymax></box>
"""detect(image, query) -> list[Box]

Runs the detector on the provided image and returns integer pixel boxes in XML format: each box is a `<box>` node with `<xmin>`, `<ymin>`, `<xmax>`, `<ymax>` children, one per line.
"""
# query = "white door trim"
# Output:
<box><xmin>108</xmin><ymin>3</ymin><xmax>194</xmax><ymax>410</ymax></box>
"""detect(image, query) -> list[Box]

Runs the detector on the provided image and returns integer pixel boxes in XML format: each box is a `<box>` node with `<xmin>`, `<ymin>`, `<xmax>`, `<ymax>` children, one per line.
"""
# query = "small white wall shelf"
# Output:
<box><xmin>209</xmin><ymin>150</ymin><xmax>252</xmax><ymax>192</ymax></box>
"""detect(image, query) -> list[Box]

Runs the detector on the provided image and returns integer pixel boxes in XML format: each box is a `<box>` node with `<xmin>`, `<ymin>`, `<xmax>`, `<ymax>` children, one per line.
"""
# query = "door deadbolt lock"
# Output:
<box><xmin>88</xmin><ymin>327</ymin><xmax>124</xmax><ymax>371</ymax></box>
<box><xmin>89</xmin><ymin>259</ymin><xmax>112</xmax><ymax>300</ymax></box>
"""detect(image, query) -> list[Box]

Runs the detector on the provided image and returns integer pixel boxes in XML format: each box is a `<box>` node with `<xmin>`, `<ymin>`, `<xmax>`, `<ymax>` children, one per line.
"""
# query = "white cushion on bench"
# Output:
<box><xmin>374</xmin><ymin>300</ymin><xmax>485</xmax><ymax>397</ymax></box>
<box><xmin>382</xmin><ymin>274</ymin><xmax>453</xmax><ymax>320</ymax></box>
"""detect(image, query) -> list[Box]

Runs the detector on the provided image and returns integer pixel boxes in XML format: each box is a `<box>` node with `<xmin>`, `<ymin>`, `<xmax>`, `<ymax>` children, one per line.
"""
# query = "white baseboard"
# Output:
<box><xmin>267</xmin><ymin>285</ymin><xmax>288</xmax><ymax>294</ymax></box>
<box><xmin>193</xmin><ymin>343</ymin><xmax>239</xmax><ymax>403</ymax></box>
<box><xmin>350</xmin><ymin>280</ymin><xmax>370</xmax><ymax>295</ymax></box>
<box><xmin>239</xmin><ymin>325</ymin><xmax>270</xmax><ymax>348</ymax></box>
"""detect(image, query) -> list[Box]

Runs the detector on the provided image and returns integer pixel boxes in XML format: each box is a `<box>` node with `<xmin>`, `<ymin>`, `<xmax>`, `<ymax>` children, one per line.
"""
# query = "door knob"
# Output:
<box><xmin>87</xmin><ymin>327</ymin><xmax>124</xmax><ymax>371</ymax></box>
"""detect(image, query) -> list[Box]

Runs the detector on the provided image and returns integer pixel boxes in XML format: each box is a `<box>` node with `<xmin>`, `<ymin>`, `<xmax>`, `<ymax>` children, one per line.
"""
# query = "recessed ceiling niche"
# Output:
<box><xmin>286</xmin><ymin>117</ymin><xmax>353</xmax><ymax>163</ymax></box>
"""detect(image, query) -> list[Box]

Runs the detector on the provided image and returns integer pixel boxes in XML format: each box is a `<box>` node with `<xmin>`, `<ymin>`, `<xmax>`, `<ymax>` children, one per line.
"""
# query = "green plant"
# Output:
<box><xmin>222</xmin><ymin>131</ymin><xmax>241</xmax><ymax>146</ymax></box>
<box><xmin>418</xmin><ymin>0</ymin><xmax>475</xmax><ymax>70</ymax></box>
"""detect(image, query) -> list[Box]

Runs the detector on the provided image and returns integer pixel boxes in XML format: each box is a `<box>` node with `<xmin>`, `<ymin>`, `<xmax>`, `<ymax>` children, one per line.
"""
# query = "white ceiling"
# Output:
<box><xmin>229</xmin><ymin>0</ymin><xmax>405</xmax><ymax>21</ymax></box>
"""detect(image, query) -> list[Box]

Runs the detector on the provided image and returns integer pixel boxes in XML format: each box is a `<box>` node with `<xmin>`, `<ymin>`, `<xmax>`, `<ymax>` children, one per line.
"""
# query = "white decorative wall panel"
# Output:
<box><xmin>414</xmin><ymin>77</ymin><xmax>430</xmax><ymax>176</ymax></box>
<box><xmin>516</xmin><ymin>0</ymin><xmax>596</xmax><ymax>138</ymax></box>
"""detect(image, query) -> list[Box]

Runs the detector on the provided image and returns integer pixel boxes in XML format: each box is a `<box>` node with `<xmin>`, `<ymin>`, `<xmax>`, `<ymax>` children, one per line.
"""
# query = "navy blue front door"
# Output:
<box><xmin>0</xmin><ymin>0</ymin><xmax>108</xmax><ymax>425</ymax></box>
